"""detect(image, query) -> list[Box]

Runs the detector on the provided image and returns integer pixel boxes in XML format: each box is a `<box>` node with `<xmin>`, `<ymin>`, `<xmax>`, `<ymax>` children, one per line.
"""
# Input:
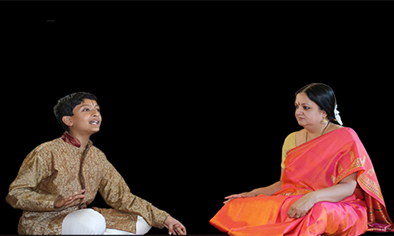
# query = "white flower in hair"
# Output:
<box><xmin>334</xmin><ymin>104</ymin><xmax>343</xmax><ymax>125</ymax></box>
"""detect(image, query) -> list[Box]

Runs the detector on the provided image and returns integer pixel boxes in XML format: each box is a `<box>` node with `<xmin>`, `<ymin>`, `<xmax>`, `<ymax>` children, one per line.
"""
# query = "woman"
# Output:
<box><xmin>210</xmin><ymin>83</ymin><xmax>393</xmax><ymax>235</ymax></box>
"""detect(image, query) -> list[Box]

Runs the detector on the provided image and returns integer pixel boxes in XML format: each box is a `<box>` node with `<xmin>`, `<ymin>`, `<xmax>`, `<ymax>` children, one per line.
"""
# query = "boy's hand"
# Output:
<box><xmin>54</xmin><ymin>189</ymin><xmax>85</xmax><ymax>209</ymax></box>
<box><xmin>164</xmin><ymin>215</ymin><xmax>187</xmax><ymax>235</ymax></box>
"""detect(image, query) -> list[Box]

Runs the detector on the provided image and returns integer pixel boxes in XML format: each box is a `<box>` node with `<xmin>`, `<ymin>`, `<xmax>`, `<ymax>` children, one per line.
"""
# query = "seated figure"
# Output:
<box><xmin>210</xmin><ymin>83</ymin><xmax>394</xmax><ymax>235</ymax></box>
<box><xmin>6</xmin><ymin>92</ymin><xmax>186</xmax><ymax>235</ymax></box>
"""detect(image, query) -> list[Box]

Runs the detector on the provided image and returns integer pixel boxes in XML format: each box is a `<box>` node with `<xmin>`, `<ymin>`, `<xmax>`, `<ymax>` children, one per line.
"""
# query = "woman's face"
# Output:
<box><xmin>295</xmin><ymin>92</ymin><xmax>326</xmax><ymax>128</ymax></box>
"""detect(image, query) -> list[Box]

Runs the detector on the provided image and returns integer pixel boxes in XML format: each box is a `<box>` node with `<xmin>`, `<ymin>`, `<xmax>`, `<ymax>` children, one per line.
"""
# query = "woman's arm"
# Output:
<box><xmin>250</xmin><ymin>180</ymin><xmax>282</xmax><ymax>197</ymax></box>
<box><xmin>251</xmin><ymin>167</ymin><xmax>285</xmax><ymax>196</ymax></box>
<box><xmin>224</xmin><ymin>168</ymin><xmax>284</xmax><ymax>204</ymax></box>
<box><xmin>287</xmin><ymin>172</ymin><xmax>358</xmax><ymax>218</ymax></box>
<box><xmin>312</xmin><ymin>172</ymin><xmax>358</xmax><ymax>203</ymax></box>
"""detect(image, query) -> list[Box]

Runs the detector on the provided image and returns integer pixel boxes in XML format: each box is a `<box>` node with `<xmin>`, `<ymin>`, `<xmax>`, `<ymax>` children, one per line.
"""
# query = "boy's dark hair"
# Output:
<box><xmin>53</xmin><ymin>92</ymin><xmax>98</xmax><ymax>132</ymax></box>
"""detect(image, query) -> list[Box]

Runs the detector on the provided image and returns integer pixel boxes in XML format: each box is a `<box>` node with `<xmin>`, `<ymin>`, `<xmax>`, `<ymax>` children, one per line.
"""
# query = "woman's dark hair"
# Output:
<box><xmin>296</xmin><ymin>83</ymin><xmax>341</xmax><ymax>125</ymax></box>
<box><xmin>53</xmin><ymin>92</ymin><xmax>98</xmax><ymax>132</ymax></box>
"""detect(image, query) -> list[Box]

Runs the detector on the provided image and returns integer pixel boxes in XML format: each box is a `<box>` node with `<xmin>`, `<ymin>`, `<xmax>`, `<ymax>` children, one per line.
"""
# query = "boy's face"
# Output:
<box><xmin>62</xmin><ymin>99</ymin><xmax>102</xmax><ymax>136</ymax></box>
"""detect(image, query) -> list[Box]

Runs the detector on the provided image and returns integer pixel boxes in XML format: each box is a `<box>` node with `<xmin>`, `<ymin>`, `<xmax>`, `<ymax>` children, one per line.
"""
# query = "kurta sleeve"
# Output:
<box><xmin>6</xmin><ymin>146</ymin><xmax>59</xmax><ymax>212</ymax></box>
<box><xmin>99</xmin><ymin>157</ymin><xmax>169</xmax><ymax>229</ymax></box>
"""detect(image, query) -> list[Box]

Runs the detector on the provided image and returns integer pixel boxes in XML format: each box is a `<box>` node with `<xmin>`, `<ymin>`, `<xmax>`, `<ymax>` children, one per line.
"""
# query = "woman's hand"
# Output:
<box><xmin>287</xmin><ymin>173</ymin><xmax>358</xmax><ymax>219</ymax></box>
<box><xmin>164</xmin><ymin>215</ymin><xmax>186</xmax><ymax>235</ymax></box>
<box><xmin>54</xmin><ymin>189</ymin><xmax>85</xmax><ymax>209</ymax></box>
<box><xmin>224</xmin><ymin>192</ymin><xmax>255</xmax><ymax>204</ymax></box>
<box><xmin>287</xmin><ymin>192</ymin><xmax>316</xmax><ymax>219</ymax></box>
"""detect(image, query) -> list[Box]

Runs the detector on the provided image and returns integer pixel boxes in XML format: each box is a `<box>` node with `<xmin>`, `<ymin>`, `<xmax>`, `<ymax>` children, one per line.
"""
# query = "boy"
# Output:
<box><xmin>6</xmin><ymin>92</ymin><xmax>186</xmax><ymax>235</ymax></box>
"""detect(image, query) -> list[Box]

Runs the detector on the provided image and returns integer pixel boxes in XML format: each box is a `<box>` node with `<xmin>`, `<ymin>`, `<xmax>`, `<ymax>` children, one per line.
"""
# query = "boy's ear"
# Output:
<box><xmin>62</xmin><ymin>116</ymin><xmax>73</xmax><ymax>127</ymax></box>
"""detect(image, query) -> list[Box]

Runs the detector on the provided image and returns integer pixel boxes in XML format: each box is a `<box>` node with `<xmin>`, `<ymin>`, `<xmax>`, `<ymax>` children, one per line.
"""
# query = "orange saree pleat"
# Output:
<box><xmin>210</xmin><ymin>128</ymin><xmax>393</xmax><ymax>235</ymax></box>
<box><xmin>210</xmin><ymin>194</ymin><xmax>290</xmax><ymax>233</ymax></box>
<box><xmin>210</xmin><ymin>194</ymin><xmax>368</xmax><ymax>236</ymax></box>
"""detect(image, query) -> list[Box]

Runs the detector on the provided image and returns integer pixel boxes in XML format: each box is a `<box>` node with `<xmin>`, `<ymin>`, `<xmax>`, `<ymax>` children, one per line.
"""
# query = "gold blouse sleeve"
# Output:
<box><xmin>6</xmin><ymin>146</ymin><xmax>59</xmax><ymax>212</ymax></box>
<box><xmin>99</xmin><ymin>156</ymin><xmax>169</xmax><ymax>229</ymax></box>
<box><xmin>281</xmin><ymin>132</ymin><xmax>297</xmax><ymax>169</ymax></box>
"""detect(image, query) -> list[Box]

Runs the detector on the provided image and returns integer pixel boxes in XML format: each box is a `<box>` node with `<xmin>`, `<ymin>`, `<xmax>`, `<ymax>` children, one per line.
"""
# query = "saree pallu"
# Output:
<box><xmin>210</xmin><ymin>128</ymin><xmax>393</xmax><ymax>235</ymax></box>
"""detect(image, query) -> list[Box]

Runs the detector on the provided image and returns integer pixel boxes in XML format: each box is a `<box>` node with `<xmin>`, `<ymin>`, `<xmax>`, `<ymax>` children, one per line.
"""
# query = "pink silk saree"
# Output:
<box><xmin>210</xmin><ymin>128</ymin><xmax>393</xmax><ymax>235</ymax></box>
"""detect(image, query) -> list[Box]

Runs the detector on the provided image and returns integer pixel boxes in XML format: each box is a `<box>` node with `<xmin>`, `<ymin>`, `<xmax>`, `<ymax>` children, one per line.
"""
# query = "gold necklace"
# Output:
<box><xmin>306</xmin><ymin>121</ymin><xmax>330</xmax><ymax>142</ymax></box>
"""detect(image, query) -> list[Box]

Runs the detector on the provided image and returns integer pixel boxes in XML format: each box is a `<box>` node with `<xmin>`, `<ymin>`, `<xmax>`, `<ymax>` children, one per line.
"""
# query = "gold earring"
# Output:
<box><xmin>321</xmin><ymin>118</ymin><xmax>328</xmax><ymax>124</ymax></box>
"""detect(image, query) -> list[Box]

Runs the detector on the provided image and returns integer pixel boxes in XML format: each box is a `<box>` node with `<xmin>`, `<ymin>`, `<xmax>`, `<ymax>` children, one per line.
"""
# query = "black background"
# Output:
<box><xmin>2</xmin><ymin>4</ymin><xmax>394</xmax><ymax>235</ymax></box>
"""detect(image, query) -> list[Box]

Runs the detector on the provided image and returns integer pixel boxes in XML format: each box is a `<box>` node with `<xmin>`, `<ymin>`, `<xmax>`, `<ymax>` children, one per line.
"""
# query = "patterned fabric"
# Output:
<box><xmin>6</xmin><ymin>132</ymin><xmax>169</xmax><ymax>235</ymax></box>
<box><xmin>210</xmin><ymin>128</ymin><xmax>393</xmax><ymax>235</ymax></box>
<box><xmin>281</xmin><ymin>128</ymin><xmax>393</xmax><ymax>233</ymax></box>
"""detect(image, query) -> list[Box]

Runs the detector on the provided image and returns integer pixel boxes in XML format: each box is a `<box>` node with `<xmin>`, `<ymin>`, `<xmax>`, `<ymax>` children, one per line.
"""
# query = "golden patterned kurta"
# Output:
<box><xmin>6</xmin><ymin>132</ymin><xmax>169</xmax><ymax>235</ymax></box>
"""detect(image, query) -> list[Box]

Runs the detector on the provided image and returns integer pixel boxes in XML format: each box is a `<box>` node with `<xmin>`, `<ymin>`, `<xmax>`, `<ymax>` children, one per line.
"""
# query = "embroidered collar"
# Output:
<box><xmin>61</xmin><ymin>132</ymin><xmax>82</xmax><ymax>148</ymax></box>
<box><xmin>61</xmin><ymin>132</ymin><xmax>93</xmax><ymax>149</ymax></box>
